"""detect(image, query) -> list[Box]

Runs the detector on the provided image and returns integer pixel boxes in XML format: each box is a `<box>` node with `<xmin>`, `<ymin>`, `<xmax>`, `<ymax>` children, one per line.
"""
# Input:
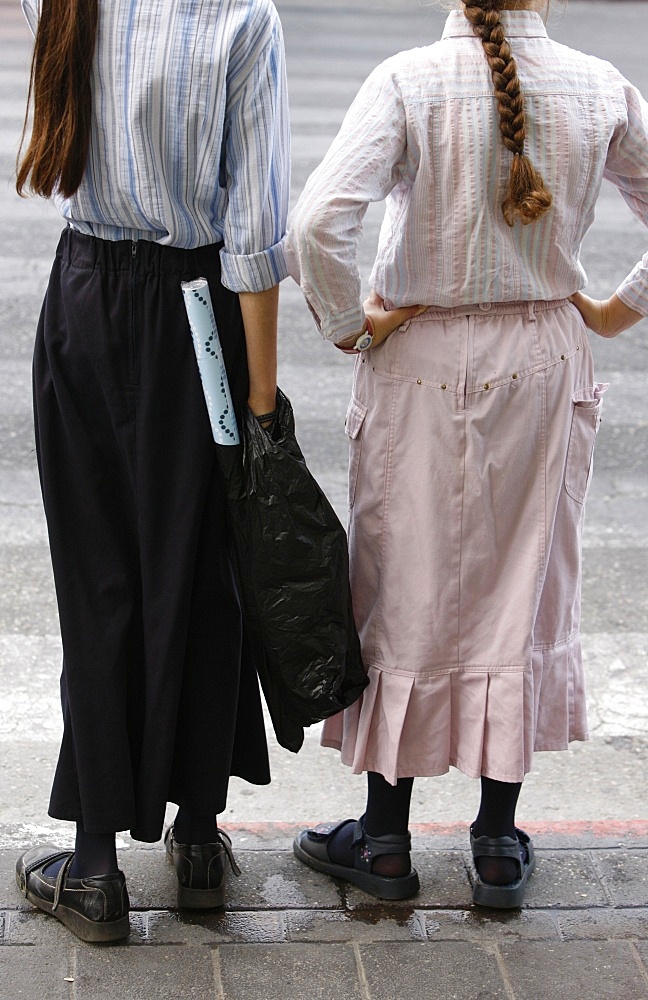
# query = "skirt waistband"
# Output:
<box><xmin>414</xmin><ymin>298</ymin><xmax>571</xmax><ymax>322</ymax></box>
<box><xmin>55</xmin><ymin>227</ymin><xmax>224</xmax><ymax>276</ymax></box>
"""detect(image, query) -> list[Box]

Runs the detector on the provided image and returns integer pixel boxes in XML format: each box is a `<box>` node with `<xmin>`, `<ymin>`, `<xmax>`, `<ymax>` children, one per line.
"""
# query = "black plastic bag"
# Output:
<box><xmin>217</xmin><ymin>388</ymin><xmax>368</xmax><ymax>752</ymax></box>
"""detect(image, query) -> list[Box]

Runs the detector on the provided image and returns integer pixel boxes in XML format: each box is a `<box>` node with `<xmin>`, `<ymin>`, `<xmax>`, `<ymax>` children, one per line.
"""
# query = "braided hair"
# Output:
<box><xmin>462</xmin><ymin>0</ymin><xmax>552</xmax><ymax>226</ymax></box>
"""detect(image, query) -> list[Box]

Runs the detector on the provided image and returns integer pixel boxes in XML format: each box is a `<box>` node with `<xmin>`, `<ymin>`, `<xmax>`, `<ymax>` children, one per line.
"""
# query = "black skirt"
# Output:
<box><xmin>33</xmin><ymin>229</ymin><xmax>270</xmax><ymax>842</ymax></box>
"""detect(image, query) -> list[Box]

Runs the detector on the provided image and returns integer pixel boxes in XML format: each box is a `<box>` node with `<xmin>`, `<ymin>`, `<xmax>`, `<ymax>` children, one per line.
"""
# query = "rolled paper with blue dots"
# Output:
<box><xmin>181</xmin><ymin>277</ymin><xmax>240</xmax><ymax>446</ymax></box>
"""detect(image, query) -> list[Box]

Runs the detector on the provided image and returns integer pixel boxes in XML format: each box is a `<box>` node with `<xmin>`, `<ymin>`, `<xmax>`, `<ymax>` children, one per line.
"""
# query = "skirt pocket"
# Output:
<box><xmin>564</xmin><ymin>382</ymin><xmax>609</xmax><ymax>503</ymax></box>
<box><xmin>345</xmin><ymin>396</ymin><xmax>368</xmax><ymax>509</ymax></box>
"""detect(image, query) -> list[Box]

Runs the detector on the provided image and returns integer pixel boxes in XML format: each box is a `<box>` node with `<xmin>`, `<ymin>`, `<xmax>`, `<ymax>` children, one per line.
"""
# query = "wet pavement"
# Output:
<box><xmin>2</xmin><ymin>824</ymin><xmax>648</xmax><ymax>998</ymax></box>
<box><xmin>1</xmin><ymin>0</ymin><xmax>647</xmax><ymax>996</ymax></box>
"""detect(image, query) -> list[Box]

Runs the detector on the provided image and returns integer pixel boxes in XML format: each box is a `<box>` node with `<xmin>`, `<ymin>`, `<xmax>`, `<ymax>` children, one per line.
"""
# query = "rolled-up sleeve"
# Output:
<box><xmin>617</xmin><ymin>252</ymin><xmax>648</xmax><ymax>315</ymax></box>
<box><xmin>605</xmin><ymin>72</ymin><xmax>648</xmax><ymax>316</ymax></box>
<box><xmin>219</xmin><ymin>9</ymin><xmax>291</xmax><ymax>293</ymax></box>
<box><xmin>285</xmin><ymin>61</ymin><xmax>407</xmax><ymax>343</ymax></box>
<box><xmin>21</xmin><ymin>0</ymin><xmax>38</xmax><ymax>35</ymax></box>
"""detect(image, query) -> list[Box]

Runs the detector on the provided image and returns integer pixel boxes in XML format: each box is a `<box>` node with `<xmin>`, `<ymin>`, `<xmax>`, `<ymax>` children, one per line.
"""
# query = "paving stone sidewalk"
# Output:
<box><xmin>1</xmin><ymin>825</ymin><xmax>647</xmax><ymax>1000</ymax></box>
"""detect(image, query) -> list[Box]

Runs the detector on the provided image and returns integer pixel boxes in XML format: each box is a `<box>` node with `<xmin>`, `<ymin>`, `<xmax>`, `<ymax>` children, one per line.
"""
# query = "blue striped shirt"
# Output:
<box><xmin>22</xmin><ymin>0</ymin><xmax>291</xmax><ymax>292</ymax></box>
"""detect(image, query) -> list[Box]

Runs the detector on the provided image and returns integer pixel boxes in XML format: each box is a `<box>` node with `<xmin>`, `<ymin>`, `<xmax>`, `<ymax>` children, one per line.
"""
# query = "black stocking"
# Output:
<box><xmin>71</xmin><ymin>827</ymin><xmax>119</xmax><ymax>878</ymax></box>
<box><xmin>364</xmin><ymin>771</ymin><xmax>414</xmax><ymax>837</ymax></box>
<box><xmin>473</xmin><ymin>776</ymin><xmax>523</xmax><ymax>886</ymax></box>
<box><xmin>328</xmin><ymin>772</ymin><xmax>414</xmax><ymax>878</ymax></box>
<box><xmin>173</xmin><ymin>805</ymin><xmax>218</xmax><ymax>845</ymax></box>
<box><xmin>44</xmin><ymin>825</ymin><xmax>118</xmax><ymax>879</ymax></box>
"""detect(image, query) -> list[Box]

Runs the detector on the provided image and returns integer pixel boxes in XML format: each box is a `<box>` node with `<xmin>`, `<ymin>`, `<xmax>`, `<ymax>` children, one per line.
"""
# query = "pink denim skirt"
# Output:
<box><xmin>322</xmin><ymin>299</ymin><xmax>607</xmax><ymax>784</ymax></box>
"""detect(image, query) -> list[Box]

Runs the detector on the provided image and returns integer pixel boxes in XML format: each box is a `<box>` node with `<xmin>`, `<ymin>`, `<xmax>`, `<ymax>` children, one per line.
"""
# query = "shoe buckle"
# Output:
<box><xmin>52</xmin><ymin>854</ymin><xmax>74</xmax><ymax>912</ymax></box>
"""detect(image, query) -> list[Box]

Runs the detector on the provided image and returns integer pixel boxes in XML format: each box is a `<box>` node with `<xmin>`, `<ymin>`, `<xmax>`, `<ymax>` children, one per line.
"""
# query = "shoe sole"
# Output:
<box><xmin>165</xmin><ymin>848</ymin><xmax>227</xmax><ymax>909</ymax></box>
<box><xmin>293</xmin><ymin>835</ymin><xmax>420</xmax><ymax>901</ymax></box>
<box><xmin>472</xmin><ymin>854</ymin><xmax>536</xmax><ymax>909</ymax></box>
<box><xmin>22</xmin><ymin>883</ymin><xmax>130</xmax><ymax>942</ymax></box>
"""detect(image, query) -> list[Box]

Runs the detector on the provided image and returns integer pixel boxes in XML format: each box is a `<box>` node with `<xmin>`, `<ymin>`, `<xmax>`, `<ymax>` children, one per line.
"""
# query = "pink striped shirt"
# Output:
<box><xmin>286</xmin><ymin>11</ymin><xmax>648</xmax><ymax>343</ymax></box>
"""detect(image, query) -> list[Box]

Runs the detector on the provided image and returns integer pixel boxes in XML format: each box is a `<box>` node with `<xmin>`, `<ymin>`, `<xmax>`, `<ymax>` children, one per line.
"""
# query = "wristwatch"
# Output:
<box><xmin>353</xmin><ymin>317</ymin><xmax>374</xmax><ymax>351</ymax></box>
<box><xmin>334</xmin><ymin>316</ymin><xmax>375</xmax><ymax>355</ymax></box>
<box><xmin>354</xmin><ymin>329</ymin><xmax>373</xmax><ymax>351</ymax></box>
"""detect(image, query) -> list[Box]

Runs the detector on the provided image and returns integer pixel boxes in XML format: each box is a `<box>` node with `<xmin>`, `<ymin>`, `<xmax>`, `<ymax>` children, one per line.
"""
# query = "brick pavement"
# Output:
<box><xmin>1</xmin><ymin>824</ymin><xmax>647</xmax><ymax>999</ymax></box>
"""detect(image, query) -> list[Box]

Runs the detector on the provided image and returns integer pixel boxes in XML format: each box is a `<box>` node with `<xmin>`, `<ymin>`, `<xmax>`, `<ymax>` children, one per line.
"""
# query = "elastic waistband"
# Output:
<box><xmin>415</xmin><ymin>298</ymin><xmax>571</xmax><ymax>322</ymax></box>
<box><xmin>55</xmin><ymin>228</ymin><xmax>224</xmax><ymax>276</ymax></box>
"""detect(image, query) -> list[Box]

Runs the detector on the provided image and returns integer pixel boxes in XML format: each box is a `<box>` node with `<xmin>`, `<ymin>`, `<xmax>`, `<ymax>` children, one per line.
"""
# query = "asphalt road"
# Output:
<box><xmin>0</xmin><ymin>0</ymin><xmax>646</xmax><ymax>849</ymax></box>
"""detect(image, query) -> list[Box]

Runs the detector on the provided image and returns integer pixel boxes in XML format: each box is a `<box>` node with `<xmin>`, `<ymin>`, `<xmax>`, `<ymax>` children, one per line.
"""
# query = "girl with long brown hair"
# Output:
<box><xmin>15</xmin><ymin>0</ymin><xmax>290</xmax><ymax>941</ymax></box>
<box><xmin>287</xmin><ymin>0</ymin><xmax>647</xmax><ymax>907</ymax></box>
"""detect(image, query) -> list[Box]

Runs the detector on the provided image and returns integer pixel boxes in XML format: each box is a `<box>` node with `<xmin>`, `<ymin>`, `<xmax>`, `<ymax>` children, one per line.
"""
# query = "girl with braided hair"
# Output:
<box><xmin>287</xmin><ymin>0</ymin><xmax>648</xmax><ymax>907</ymax></box>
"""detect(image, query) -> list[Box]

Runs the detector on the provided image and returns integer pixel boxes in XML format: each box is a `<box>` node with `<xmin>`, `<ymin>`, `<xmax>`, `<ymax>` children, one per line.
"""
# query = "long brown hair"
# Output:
<box><xmin>462</xmin><ymin>0</ymin><xmax>552</xmax><ymax>226</ymax></box>
<box><xmin>16</xmin><ymin>0</ymin><xmax>99</xmax><ymax>199</ymax></box>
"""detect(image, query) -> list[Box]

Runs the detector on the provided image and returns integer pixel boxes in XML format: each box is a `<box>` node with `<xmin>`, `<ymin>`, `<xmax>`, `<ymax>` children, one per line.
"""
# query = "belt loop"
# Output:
<box><xmin>527</xmin><ymin>301</ymin><xmax>536</xmax><ymax>322</ymax></box>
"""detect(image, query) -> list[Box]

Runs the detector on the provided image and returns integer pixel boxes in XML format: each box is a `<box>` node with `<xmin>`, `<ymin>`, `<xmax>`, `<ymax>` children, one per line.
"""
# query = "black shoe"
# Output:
<box><xmin>470</xmin><ymin>826</ymin><xmax>536</xmax><ymax>909</ymax></box>
<box><xmin>164</xmin><ymin>826</ymin><xmax>240</xmax><ymax>909</ymax></box>
<box><xmin>16</xmin><ymin>846</ymin><xmax>130</xmax><ymax>942</ymax></box>
<box><xmin>293</xmin><ymin>818</ymin><xmax>420</xmax><ymax>900</ymax></box>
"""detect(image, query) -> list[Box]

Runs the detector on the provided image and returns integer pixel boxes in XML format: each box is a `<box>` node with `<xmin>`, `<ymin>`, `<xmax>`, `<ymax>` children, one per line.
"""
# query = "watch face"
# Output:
<box><xmin>355</xmin><ymin>332</ymin><xmax>373</xmax><ymax>351</ymax></box>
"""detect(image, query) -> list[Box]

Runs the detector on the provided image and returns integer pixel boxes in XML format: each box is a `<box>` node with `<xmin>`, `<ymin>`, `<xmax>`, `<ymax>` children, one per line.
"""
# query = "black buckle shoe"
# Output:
<box><xmin>470</xmin><ymin>826</ymin><xmax>536</xmax><ymax>909</ymax></box>
<box><xmin>16</xmin><ymin>846</ymin><xmax>130</xmax><ymax>942</ymax></box>
<box><xmin>164</xmin><ymin>826</ymin><xmax>241</xmax><ymax>909</ymax></box>
<box><xmin>293</xmin><ymin>817</ymin><xmax>420</xmax><ymax>901</ymax></box>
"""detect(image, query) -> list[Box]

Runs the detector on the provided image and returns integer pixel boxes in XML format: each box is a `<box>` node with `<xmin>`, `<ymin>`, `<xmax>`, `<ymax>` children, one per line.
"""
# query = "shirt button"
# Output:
<box><xmin>479</xmin><ymin>302</ymin><xmax>492</xmax><ymax>312</ymax></box>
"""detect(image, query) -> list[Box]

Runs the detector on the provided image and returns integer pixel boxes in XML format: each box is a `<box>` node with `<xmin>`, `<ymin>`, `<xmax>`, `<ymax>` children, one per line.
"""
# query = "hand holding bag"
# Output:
<box><xmin>182</xmin><ymin>278</ymin><xmax>367</xmax><ymax>752</ymax></box>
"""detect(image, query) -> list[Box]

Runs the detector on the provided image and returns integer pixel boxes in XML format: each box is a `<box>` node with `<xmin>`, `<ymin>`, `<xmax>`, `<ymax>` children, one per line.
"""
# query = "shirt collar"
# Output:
<box><xmin>442</xmin><ymin>9</ymin><xmax>549</xmax><ymax>40</ymax></box>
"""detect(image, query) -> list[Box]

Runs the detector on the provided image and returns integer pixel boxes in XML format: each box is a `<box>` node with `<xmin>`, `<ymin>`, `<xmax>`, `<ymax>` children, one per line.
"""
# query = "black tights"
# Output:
<box><xmin>472</xmin><ymin>776</ymin><xmax>523</xmax><ymax>885</ymax></box>
<box><xmin>44</xmin><ymin>804</ymin><xmax>218</xmax><ymax>880</ymax></box>
<box><xmin>329</xmin><ymin>772</ymin><xmax>414</xmax><ymax>877</ymax></box>
<box><xmin>44</xmin><ymin>826</ymin><xmax>118</xmax><ymax>880</ymax></box>
<box><xmin>329</xmin><ymin>773</ymin><xmax>523</xmax><ymax>883</ymax></box>
<box><xmin>473</xmin><ymin>776</ymin><xmax>521</xmax><ymax>840</ymax></box>
<box><xmin>173</xmin><ymin>806</ymin><xmax>218</xmax><ymax>845</ymax></box>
